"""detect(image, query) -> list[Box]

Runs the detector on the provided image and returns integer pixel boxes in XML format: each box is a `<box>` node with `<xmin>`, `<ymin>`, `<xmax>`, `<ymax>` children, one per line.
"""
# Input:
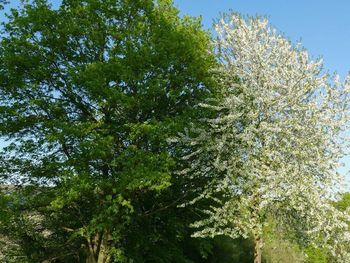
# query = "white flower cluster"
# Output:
<box><xmin>182</xmin><ymin>14</ymin><xmax>350</xmax><ymax>261</ymax></box>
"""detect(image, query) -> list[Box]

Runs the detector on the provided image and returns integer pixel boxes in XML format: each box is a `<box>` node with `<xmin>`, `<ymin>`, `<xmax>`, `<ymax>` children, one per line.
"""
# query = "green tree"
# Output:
<box><xmin>0</xmin><ymin>0</ymin><xmax>215</xmax><ymax>262</ymax></box>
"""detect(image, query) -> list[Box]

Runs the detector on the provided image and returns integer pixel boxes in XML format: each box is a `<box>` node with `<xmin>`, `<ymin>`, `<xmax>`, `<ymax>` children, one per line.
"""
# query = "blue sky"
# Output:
<box><xmin>174</xmin><ymin>0</ymin><xmax>350</xmax><ymax>79</ymax></box>
<box><xmin>2</xmin><ymin>0</ymin><xmax>350</xmax><ymax>184</ymax></box>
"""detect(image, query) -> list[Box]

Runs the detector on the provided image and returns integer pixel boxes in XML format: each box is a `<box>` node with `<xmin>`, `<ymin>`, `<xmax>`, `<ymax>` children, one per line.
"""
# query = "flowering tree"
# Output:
<box><xmin>181</xmin><ymin>14</ymin><xmax>350</xmax><ymax>263</ymax></box>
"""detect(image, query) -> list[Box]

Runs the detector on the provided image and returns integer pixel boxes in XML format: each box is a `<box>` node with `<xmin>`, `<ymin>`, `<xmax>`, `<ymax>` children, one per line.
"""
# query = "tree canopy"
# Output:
<box><xmin>0</xmin><ymin>0</ymin><xmax>216</xmax><ymax>262</ymax></box>
<box><xmin>179</xmin><ymin>13</ymin><xmax>350</xmax><ymax>263</ymax></box>
<box><xmin>1</xmin><ymin>2</ymin><xmax>350</xmax><ymax>263</ymax></box>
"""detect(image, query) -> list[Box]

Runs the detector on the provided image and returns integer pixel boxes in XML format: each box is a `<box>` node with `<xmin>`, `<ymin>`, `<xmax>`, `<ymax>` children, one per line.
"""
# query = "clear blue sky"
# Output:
<box><xmin>2</xmin><ymin>0</ymin><xmax>350</xmax><ymax>183</ymax></box>
<box><xmin>174</xmin><ymin>0</ymin><xmax>350</xmax><ymax>79</ymax></box>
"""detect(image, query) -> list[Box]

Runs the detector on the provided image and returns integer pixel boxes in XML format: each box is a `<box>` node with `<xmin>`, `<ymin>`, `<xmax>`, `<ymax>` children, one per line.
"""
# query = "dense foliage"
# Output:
<box><xmin>0</xmin><ymin>0</ymin><xmax>217</xmax><ymax>262</ymax></box>
<box><xmin>0</xmin><ymin>1</ymin><xmax>349</xmax><ymax>263</ymax></box>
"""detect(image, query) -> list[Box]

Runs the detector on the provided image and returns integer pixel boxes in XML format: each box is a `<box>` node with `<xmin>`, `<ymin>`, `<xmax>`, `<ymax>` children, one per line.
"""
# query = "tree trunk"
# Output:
<box><xmin>86</xmin><ymin>253</ymin><xmax>97</xmax><ymax>263</ymax></box>
<box><xmin>85</xmin><ymin>231</ymin><xmax>112</xmax><ymax>263</ymax></box>
<box><xmin>254</xmin><ymin>234</ymin><xmax>262</xmax><ymax>263</ymax></box>
<box><xmin>97</xmin><ymin>232</ymin><xmax>112</xmax><ymax>263</ymax></box>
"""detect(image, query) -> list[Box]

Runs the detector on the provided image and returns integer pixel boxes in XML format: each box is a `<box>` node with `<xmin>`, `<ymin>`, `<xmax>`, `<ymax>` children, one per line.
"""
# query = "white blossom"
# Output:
<box><xmin>182</xmin><ymin>13</ymin><xmax>350</xmax><ymax>261</ymax></box>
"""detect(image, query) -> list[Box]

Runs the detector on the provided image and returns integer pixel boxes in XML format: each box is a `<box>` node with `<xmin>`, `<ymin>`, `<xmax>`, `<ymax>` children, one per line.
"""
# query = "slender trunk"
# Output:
<box><xmin>253</xmin><ymin>234</ymin><xmax>262</xmax><ymax>263</ymax></box>
<box><xmin>85</xmin><ymin>231</ymin><xmax>112</xmax><ymax>263</ymax></box>
<box><xmin>97</xmin><ymin>232</ymin><xmax>112</xmax><ymax>263</ymax></box>
<box><xmin>86</xmin><ymin>239</ymin><xmax>97</xmax><ymax>263</ymax></box>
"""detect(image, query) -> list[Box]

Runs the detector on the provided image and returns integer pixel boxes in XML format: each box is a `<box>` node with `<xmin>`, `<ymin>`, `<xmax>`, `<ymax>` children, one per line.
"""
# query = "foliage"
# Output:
<box><xmin>304</xmin><ymin>246</ymin><xmax>328</xmax><ymax>263</ymax></box>
<box><xmin>262</xmin><ymin>217</ymin><xmax>304</xmax><ymax>263</ymax></box>
<box><xmin>1</xmin><ymin>1</ymin><xmax>350</xmax><ymax>262</ymax></box>
<box><xmin>179</xmin><ymin>13</ymin><xmax>350</xmax><ymax>262</ymax></box>
<box><xmin>0</xmin><ymin>0</ymin><xmax>215</xmax><ymax>262</ymax></box>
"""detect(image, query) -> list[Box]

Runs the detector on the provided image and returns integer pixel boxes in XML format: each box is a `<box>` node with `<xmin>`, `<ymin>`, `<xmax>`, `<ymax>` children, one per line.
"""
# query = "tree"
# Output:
<box><xmin>179</xmin><ymin>13</ymin><xmax>350</xmax><ymax>263</ymax></box>
<box><xmin>0</xmin><ymin>0</ymin><xmax>215</xmax><ymax>262</ymax></box>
